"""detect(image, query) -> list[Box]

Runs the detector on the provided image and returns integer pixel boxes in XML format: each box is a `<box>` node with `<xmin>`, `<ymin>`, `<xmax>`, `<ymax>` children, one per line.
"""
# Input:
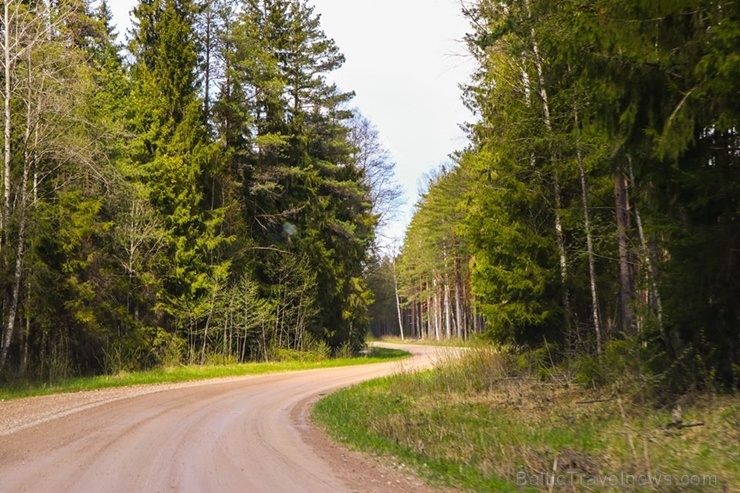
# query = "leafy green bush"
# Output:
<box><xmin>271</xmin><ymin>338</ymin><xmax>330</xmax><ymax>362</ymax></box>
<box><xmin>150</xmin><ymin>328</ymin><xmax>186</xmax><ymax>367</ymax></box>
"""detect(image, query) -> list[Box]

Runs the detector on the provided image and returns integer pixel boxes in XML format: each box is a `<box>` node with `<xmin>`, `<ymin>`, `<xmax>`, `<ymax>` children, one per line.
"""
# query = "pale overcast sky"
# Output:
<box><xmin>109</xmin><ymin>0</ymin><xmax>473</xmax><ymax>245</ymax></box>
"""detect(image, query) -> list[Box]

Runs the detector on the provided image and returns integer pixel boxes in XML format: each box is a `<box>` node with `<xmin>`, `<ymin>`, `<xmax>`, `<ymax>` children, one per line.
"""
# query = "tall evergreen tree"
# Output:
<box><xmin>213</xmin><ymin>0</ymin><xmax>373</xmax><ymax>351</ymax></box>
<box><xmin>129</xmin><ymin>0</ymin><xmax>230</xmax><ymax>360</ymax></box>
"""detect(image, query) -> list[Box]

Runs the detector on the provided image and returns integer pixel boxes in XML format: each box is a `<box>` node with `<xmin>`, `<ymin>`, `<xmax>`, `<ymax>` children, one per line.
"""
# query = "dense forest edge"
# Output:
<box><xmin>368</xmin><ymin>0</ymin><xmax>739</xmax><ymax>396</ymax></box>
<box><xmin>0</xmin><ymin>0</ymin><xmax>408</xmax><ymax>382</ymax></box>
<box><xmin>0</xmin><ymin>0</ymin><xmax>737</xmax><ymax>488</ymax></box>
<box><xmin>350</xmin><ymin>1</ymin><xmax>740</xmax><ymax>488</ymax></box>
<box><xmin>1</xmin><ymin>0</ymin><xmax>738</xmax><ymax>399</ymax></box>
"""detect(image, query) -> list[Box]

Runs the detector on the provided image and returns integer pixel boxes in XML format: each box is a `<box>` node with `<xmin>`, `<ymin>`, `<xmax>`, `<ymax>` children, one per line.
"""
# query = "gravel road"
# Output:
<box><xmin>0</xmin><ymin>344</ymin><xmax>455</xmax><ymax>493</ymax></box>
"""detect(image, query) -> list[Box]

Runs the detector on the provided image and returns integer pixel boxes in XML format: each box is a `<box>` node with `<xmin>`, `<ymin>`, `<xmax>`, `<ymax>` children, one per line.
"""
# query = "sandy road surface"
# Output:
<box><xmin>0</xmin><ymin>344</ymin><xmax>454</xmax><ymax>493</ymax></box>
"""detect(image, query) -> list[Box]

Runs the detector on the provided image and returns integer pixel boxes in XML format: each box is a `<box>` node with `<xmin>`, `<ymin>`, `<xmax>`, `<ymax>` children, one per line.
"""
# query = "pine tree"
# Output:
<box><xmin>214</xmin><ymin>0</ymin><xmax>373</xmax><ymax>352</ymax></box>
<box><xmin>397</xmin><ymin>166</ymin><xmax>477</xmax><ymax>341</ymax></box>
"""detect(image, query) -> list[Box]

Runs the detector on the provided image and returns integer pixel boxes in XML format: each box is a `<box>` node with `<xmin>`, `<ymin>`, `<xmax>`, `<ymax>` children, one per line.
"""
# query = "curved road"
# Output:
<box><xmin>0</xmin><ymin>344</ymin><xmax>450</xmax><ymax>492</ymax></box>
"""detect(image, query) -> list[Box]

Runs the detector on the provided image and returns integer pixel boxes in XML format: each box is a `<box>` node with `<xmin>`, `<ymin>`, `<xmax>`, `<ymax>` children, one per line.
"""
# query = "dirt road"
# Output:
<box><xmin>0</xmin><ymin>344</ymin><xmax>452</xmax><ymax>493</ymax></box>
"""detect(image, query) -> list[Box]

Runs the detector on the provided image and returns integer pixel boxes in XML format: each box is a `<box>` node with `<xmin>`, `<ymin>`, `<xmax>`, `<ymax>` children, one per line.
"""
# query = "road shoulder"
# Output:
<box><xmin>293</xmin><ymin>393</ymin><xmax>456</xmax><ymax>493</ymax></box>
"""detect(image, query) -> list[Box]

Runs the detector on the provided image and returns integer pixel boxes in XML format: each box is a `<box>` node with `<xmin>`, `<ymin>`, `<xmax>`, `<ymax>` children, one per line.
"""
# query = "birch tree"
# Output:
<box><xmin>0</xmin><ymin>1</ymin><xmax>93</xmax><ymax>369</ymax></box>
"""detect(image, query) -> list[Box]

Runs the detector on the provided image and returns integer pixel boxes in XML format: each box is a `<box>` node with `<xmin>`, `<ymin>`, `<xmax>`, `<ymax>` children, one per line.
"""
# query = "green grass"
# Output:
<box><xmin>313</xmin><ymin>348</ymin><xmax>739</xmax><ymax>492</ymax></box>
<box><xmin>0</xmin><ymin>346</ymin><xmax>410</xmax><ymax>401</ymax></box>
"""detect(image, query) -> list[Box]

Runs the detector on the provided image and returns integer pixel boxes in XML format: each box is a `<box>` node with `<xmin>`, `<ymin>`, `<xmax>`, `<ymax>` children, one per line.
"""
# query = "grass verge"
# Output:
<box><xmin>312</xmin><ymin>348</ymin><xmax>739</xmax><ymax>492</ymax></box>
<box><xmin>0</xmin><ymin>346</ymin><xmax>409</xmax><ymax>401</ymax></box>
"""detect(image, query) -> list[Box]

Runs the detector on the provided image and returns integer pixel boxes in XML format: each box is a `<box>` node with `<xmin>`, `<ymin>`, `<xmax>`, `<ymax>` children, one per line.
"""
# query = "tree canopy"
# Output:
<box><xmin>392</xmin><ymin>0</ymin><xmax>739</xmax><ymax>389</ymax></box>
<box><xmin>0</xmin><ymin>0</ymin><xmax>388</xmax><ymax>378</ymax></box>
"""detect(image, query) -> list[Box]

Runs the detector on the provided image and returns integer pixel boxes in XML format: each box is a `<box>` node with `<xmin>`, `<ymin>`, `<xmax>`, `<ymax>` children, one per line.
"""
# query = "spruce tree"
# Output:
<box><xmin>129</xmin><ymin>0</ymin><xmax>229</xmax><ymax>360</ymax></box>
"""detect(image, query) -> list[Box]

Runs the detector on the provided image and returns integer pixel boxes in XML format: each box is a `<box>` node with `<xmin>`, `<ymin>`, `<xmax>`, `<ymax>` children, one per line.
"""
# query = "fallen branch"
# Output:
<box><xmin>663</xmin><ymin>421</ymin><xmax>705</xmax><ymax>430</ymax></box>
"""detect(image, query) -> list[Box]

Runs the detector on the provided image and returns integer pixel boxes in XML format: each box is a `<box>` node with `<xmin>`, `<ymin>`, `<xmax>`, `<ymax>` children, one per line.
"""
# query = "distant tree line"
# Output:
<box><xmin>0</xmin><ymin>0</ymin><xmax>395</xmax><ymax>379</ymax></box>
<box><xmin>386</xmin><ymin>0</ymin><xmax>738</xmax><ymax>389</ymax></box>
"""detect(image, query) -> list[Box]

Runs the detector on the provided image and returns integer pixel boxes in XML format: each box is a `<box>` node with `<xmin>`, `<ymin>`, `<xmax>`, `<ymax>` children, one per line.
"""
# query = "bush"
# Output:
<box><xmin>103</xmin><ymin>340</ymin><xmax>145</xmax><ymax>374</ymax></box>
<box><xmin>201</xmin><ymin>352</ymin><xmax>239</xmax><ymax>366</ymax></box>
<box><xmin>149</xmin><ymin>328</ymin><xmax>186</xmax><ymax>367</ymax></box>
<box><xmin>270</xmin><ymin>337</ymin><xmax>330</xmax><ymax>362</ymax></box>
<box><xmin>333</xmin><ymin>342</ymin><xmax>355</xmax><ymax>359</ymax></box>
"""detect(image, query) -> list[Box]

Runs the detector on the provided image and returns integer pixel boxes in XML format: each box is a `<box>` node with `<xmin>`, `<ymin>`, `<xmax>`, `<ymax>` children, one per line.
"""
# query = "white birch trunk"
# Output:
<box><xmin>392</xmin><ymin>258</ymin><xmax>404</xmax><ymax>341</ymax></box>
<box><xmin>628</xmin><ymin>162</ymin><xmax>666</xmax><ymax>342</ymax></box>
<box><xmin>574</xmin><ymin>105</ymin><xmax>603</xmax><ymax>354</ymax></box>
<box><xmin>2</xmin><ymin>1</ymin><xmax>12</xmax><ymax>240</ymax></box>
<box><xmin>0</xmin><ymin>86</ymin><xmax>31</xmax><ymax>369</ymax></box>
<box><xmin>615</xmin><ymin>163</ymin><xmax>635</xmax><ymax>335</ymax></box>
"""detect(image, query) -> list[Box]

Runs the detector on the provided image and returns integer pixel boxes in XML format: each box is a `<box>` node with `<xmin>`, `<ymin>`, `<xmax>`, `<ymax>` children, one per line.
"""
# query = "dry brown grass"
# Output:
<box><xmin>314</xmin><ymin>347</ymin><xmax>739</xmax><ymax>491</ymax></box>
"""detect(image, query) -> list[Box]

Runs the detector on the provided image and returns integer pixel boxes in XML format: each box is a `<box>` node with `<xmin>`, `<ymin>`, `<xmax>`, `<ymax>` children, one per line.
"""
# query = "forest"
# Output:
<box><xmin>1</xmin><ymin>0</ymin><xmax>738</xmax><ymax>393</ymax></box>
<box><xmin>0</xmin><ymin>0</ymin><xmax>400</xmax><ymax>379</ymax></box>
<box><xmin>368</xmin><ymin>0</ymin><xmax>740</xmax><ymax>390</ymax></box>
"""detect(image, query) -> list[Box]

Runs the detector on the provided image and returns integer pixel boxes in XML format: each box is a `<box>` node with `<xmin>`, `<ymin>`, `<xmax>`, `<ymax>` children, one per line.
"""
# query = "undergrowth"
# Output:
<box><xmin>313</xmin><ymin>345</ymin><xmax>738</xmax><ymax>492</ymax></box>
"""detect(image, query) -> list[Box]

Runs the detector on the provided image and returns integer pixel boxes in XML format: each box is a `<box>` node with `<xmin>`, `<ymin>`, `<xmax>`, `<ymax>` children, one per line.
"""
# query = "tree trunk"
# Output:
<box><xmin>1</xmin><ymin>43</ymin><xmax>36</xmax><ymax>369</ymax></box>
<box><xmin>432</xmin><ymin>277</ymin><xmax>440</xmax><ymax>341</ymax></box>
<box><xmin>410</xmin><ymin>299</ymin><xmax>417</xmax><ymax>339</ymax></box>
<box><xmin>525</xmin><ymin>0</ymin><xmax>572</xmax><ymax>336</ymax></box>
<box><xmin>204</xmin><ymin>6</ymin><xmax>212</xmax><ymax>121</ymax></box>
<box><xmin>20</xmin><ymin>290</ymin><xmax>29</xmax><ymax>375</ymax></box>
<box><xmin>455</xmin><ymin>259</ymin><xmax>464</xmax><ymax>339</ymax></box>
<box><xmin>473</xmin><ymin>299</ymin><xmax>479</xmax><ymax>334</ymax></box>
<box><xmin>443</xmin><ymin>249</ymin><xmax>452</xmax><ymax>339</ymax></box>
<box><xmin>575</xmin><ymin>105</ymin><xmax>602</xmax><ymax>354</ymax></box>
<box><xmin>444</xmin><ymin>280</ymin><xmax>452</xmax><ymax>340</ymax></box>
<box><xmin>430</xmin><ymin>288</ymin><xmax>434</xmax><ymax>340</ymax></box>
<box><xmin>615</xmin><ymin>163</ymin><xmax>635</xmax><ymax>335</ymax></box>
<box><xmin>0</xmin><ymin>135</ymin><xmax>29</xmax><ymax>369</ymax></box>
<box><xmin>628</xmin><ymin>162</ymin><xmax>668</xmax><ymax>349</ymax></box>
<box><xmin>2</xmin><ymin>1</ymin><xmax>11</xmax><ymax>241</ymax></box>
<box><xmin>200</xmin><ymin>286</ymin><xmax>219</xmax><ymax>364</ymax></box>
<box><xmin>392</xmin><ymin>258</ymin><xmax>404</xmax><ymax>341</ymax></box>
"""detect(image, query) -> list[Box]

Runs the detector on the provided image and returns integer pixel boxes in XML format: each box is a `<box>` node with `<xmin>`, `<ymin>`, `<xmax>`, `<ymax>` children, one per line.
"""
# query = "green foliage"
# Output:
<box><xmin>103</xmin><ymin>339</ymin><xmax>147</xmax><ymax>375</ymax></box>
<box><xmin>397</xmin><ymin>165</ymin><xmax>477</xmax><ymax>341</ymax></box>
<box><xmin>421</xmin><ymin>0</ymin><xmax>740</xmax><ymax>389</ymax></box>
<box><xmin>271</xmin><ymin>336</ymin><xmax>330</xmax><ymax>363</ymax></box>
<box><xmin>5</xmin><ymin>0</ymin><xmax>735</xmax><ymax>401</ymax></box>
<box><xmin>576</xmin><ymin>337</ymin><xmax>652</xmax><ymax>389</ymax></box>
<box><xmin>215</xmin><ymin>0</ymin><xmax>374</xmax><ymax>353</ymax></box>
<box><xmin>365</xmin><ymin>255</ymin><xmax>400</xmax><ymax>338</ymax></box>
<box><xmin>148</xmin><ymin>327</ymin><xmax>186</xmax><ymax>367</ymax></box>
<box><xmin>0</xmin><ymin>0</ymin><xmax>379</xmax><ymax>381</ymax></box>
